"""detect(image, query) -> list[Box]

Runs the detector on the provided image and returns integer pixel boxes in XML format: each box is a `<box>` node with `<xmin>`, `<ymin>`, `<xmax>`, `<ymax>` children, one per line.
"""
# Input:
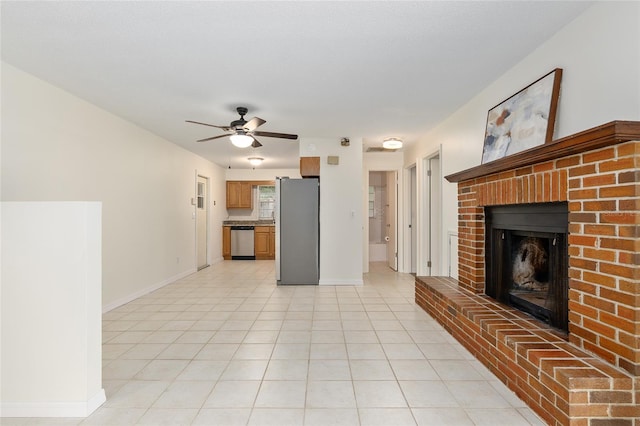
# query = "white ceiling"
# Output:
<box><xmin>1</xmin><ymin>1</ymin><xmax>592</xmax><ymax>169</ymax></box>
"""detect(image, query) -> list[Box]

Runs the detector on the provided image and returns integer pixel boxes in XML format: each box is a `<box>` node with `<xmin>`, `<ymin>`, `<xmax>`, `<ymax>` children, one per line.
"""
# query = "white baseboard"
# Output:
<box><xmin>102</xmin><ymin>268</ymin><xmax>197</xmax><ymax>313</ymax></box>
<box><xmin>1</xmin><ymin>388</ymin><xmax>106</xmax><ymax>418</ymax></box>
<box><xmin>86</xmin><ymin>389</ymin><xmax>107</xmax><ymax>416</ymax></box>
<box><xmin>319</xmin><ymin>278</ymin><xmax>364</xmax><ymax>286</ymax></box>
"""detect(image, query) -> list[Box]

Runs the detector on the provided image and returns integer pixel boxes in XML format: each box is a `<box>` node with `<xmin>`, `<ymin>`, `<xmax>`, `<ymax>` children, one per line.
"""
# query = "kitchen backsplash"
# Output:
<box><xmin>226</xmin><ymin>209</ymin><xmax>257</xmax><ymax>221</ymax></box>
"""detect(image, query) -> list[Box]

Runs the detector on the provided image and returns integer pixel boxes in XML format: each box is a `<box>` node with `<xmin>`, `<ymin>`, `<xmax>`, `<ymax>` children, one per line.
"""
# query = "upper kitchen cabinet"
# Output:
<box><xmin>226</xmin><ymin>180</ymin><xmax>276</xmax><ymax>210</ymax></box>
<box><xmin>300</xmin><ymin>156</ymin><xmax>320</xmax><ymax>178</ymax></box>
<box><xmin>226</xmin><ymin>181</ymin><xmax>253</xmax><ymax>209</ymax></box>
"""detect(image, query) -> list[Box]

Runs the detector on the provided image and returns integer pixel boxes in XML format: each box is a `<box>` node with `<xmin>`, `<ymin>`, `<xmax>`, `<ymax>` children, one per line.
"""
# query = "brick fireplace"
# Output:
<box><xmin>415</xmin><ymin>121</ymin><xmax>639</xmax><ymax>425</ymax></box>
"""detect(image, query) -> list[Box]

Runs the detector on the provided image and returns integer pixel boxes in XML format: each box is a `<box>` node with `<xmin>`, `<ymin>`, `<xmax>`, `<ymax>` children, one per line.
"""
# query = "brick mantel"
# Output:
<box><xmin>416</xmin><ymin>121</ymin><xmax>640</xmax><ymax>425</ymax></box>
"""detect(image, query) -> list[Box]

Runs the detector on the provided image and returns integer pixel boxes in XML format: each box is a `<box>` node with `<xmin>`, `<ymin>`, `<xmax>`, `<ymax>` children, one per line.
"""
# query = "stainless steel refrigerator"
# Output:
<box><xmin>275</xmin><ymin>177</ymin><xmax>319</xmax><ymax>285</ymax></box>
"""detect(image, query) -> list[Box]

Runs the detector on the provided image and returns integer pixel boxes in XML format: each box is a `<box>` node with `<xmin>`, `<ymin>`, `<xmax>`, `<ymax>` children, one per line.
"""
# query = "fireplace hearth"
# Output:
<box><xmin>485</xmin><ymin>203</ymin><xmax>568</xmax><ymax>331</ymax></box>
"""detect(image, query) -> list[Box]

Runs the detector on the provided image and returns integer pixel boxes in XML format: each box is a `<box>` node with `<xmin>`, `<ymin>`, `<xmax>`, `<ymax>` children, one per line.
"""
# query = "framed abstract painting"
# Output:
<box><xmin>481</xmin><ymin>68</ymin><xmax>563</xmax><ymax>164</ymax></box>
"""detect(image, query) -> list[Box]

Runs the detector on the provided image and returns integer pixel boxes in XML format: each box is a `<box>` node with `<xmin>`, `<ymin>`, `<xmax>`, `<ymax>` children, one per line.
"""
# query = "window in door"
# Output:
<box><xmin>197</xmin><ymin>182</ymin><xmax>205</xmax><ymax>209</ymax></box>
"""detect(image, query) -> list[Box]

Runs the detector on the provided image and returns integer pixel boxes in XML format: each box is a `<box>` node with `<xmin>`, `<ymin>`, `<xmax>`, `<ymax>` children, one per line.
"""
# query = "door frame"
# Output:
<box><xmin>195</xmin><ymin>172</ymin><xmax>210</xmax><ymax>270</ymax></box>
<box><xmin>386</xmin><ymin>170</ymin><xmax>398</xmax><ymax>271</ymax></box>
<box><xmin>416</xmin><ymin>148</ymin><xmax>442</xmax><ymax>277</ymax></box>
<box><xmin>402</xmin><ymin>163</ymin><xmax>417</xmax><ymax>274</ymax></box>
<box><xmin>363</xmin><ymin>167</ymin><xmax>403</xmax><ymax>273</ymax></box>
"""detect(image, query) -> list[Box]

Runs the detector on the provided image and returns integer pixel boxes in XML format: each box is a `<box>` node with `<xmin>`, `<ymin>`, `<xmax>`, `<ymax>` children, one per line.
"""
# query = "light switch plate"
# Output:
<box><xmin>327</xmin><ymin>155</ymin><xmax>339</xmax><ymax>165</ymax></box>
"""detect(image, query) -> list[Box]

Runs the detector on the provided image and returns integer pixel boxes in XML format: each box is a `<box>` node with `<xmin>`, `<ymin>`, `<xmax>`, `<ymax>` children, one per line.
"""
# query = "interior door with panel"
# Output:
<box><xmin>196</xmin><ymin>175</ymin><xmax>209</xmax><ymax>270</ymax></box>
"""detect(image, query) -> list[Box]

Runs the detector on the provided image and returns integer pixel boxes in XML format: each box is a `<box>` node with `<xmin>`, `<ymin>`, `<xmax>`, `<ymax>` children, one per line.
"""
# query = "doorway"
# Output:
<box><xmin>196</xmin><ymin>175</ymin><xmax>209</xmax><ymax>270</ymax></box>
<box><xmin>368</xmin><ymin>171</ymin><xmax>398</xmax><ymax>271</ymax></box>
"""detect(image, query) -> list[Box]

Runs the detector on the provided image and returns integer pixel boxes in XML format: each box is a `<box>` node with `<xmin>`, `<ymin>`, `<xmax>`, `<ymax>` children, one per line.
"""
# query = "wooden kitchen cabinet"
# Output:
<box><xmin>300</xmin><ymin>156</ymin><xmax>320</xmax><ymax>177</ymax></box>
<box><xmin>269</xmin><ymin>226</ymin><xmax>276</xmax><ymax>258</ymax></box>
<box><xmin>254</xmin><ymin>226</ymin><xmax>275</xmax><ymax>260</ymax></box>
<box><xmin>222</xmin><ymin>226</ymin><xmax>231</xmax><ymax>260</ymax></box>
<box><xmin>226</xmin><ymin>181</ymin><xmax>253</xmax><ymax>209</ymax></box>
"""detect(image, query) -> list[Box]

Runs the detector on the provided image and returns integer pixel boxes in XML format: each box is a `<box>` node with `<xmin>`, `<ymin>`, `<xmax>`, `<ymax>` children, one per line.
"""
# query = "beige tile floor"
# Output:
<box><xmin>4</xmin><ymin>261</ymin><xmax>545</xmax><ymax>426</ymax></box>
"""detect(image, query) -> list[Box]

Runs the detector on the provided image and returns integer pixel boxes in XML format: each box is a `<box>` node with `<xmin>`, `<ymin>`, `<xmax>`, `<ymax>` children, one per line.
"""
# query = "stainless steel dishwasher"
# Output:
<box><xmin>230</xmin><ymin>225</ymin><xmax>255</xmax><ymax>260</ymax></box>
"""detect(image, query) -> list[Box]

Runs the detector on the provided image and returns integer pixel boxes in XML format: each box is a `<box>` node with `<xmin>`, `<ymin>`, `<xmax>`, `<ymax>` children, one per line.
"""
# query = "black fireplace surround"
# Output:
<box><xmin>485</xmin><ymin>203</ymin><xmax>569</xmax><ymax>331</ymax></box>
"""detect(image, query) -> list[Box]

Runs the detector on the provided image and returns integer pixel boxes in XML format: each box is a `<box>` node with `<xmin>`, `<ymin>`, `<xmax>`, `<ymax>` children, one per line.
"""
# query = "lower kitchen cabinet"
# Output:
<box><xmin>222</xmin><ymin>226</ymin><xmax>231</xmax><ymax>260</ymax></box>
<box><xmin>269</xmin><ymin>226</ymin><xmax>276</xmax><ymax>258</ymax></box>
<box><xmin>255</xmin><ymin>226</ymin><xmax>275</xmax><ymax>260</ymax></box>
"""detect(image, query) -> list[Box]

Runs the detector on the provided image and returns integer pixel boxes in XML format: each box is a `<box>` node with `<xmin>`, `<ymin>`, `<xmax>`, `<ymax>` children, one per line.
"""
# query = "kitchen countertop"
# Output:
<box><xmin>223</xmin><ymin>220</ymin><xmax>275</xmax><ymax>226</ymax></box>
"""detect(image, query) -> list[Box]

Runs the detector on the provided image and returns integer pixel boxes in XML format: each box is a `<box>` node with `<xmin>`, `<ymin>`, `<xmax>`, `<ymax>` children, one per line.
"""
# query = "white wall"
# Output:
<box><xmin>405</xmin><ymin>2</ymin><xmax>640</xmax><ymax>276</ymax></box>
<box><xmin>225</xmin><ymin>168</ymin><xmax>301</xmax><ymax>181</ymax></box>
<box><xmin>1</xmin><ymin>63</ymin><xmax>226</xmax><ymax>310</ymax></box>
<box><xmin>301</xmin><ymin>138</ymin><xmax>364</xmax><ymax>285</ymax></box>
<box><xmin>1</xmin><ymin>202</ymin><xmax>105</xmax><ymax>417</ymax></box>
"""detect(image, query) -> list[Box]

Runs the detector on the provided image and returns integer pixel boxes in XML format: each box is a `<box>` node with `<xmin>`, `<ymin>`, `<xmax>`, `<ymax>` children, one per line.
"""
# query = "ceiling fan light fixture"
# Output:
<box><xmin>383</xmin><ymin>138</ymin><xmax>403</xmax><ymax>150</ymax></box>
<box><xmin>230</xmin><ymin>133</ymin><xmax>254</xmax><ymax>148</ymax></box>
<box><xmin>248</xmin><ymin>157</ymin><xmax>264</xmax><ymax>166</ymax></box>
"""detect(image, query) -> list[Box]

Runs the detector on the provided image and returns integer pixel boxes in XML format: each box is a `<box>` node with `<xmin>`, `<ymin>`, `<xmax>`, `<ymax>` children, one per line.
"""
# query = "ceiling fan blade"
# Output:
<box><xmin>251</xmin><ymin>138</ymin><xmax>263</xmax><ymax>148</ymax></box>
<box><xmin>196</xmin><ymin>134</ymin><xmax>229</xmax><ymax>142</ymax></box>
<box><xmin>244</xmin><ymin>117</ymin><xmax>266</xmax><ymax>132</ymax></box>
<box><xmin>186</xmin><ymin>120</ymin><xmax>231</xmax><ymax>131</ymax></box>
<box><xmin>253</xmin><ymin>131</ymin><xmax>298</xmax><ymax>140</ymax></box>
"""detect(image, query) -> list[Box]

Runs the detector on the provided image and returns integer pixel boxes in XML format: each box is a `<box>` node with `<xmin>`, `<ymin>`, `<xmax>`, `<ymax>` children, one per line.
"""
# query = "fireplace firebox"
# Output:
<box><xmin>485</xmin><ymin>203</ymin><xmax>568</xmax><ymax>331</ymax></box>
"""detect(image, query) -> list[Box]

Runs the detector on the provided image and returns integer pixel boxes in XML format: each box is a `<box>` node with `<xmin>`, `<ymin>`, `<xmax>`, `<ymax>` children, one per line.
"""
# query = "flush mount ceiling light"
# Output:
<box><xmin>248</xmin><ymin>157</ymin><xmax>264</xmax><ymax>166</ymax></box>
<box><xmin>230</xmin><ymin>132</ymin><xmax>254</xmax><ymax>148</ymax></box>
<box><xmin>383</xmin><ymin>138</ymin><xmax>403</xmax><ymax>149</ymax></box>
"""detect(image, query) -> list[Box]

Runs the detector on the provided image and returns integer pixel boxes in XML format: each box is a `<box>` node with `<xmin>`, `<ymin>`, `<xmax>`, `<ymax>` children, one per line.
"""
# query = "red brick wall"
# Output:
<box><xmin>456</xmin><ymin>140</ymin><xmax>639</xmax><ymax>376</ymax></box>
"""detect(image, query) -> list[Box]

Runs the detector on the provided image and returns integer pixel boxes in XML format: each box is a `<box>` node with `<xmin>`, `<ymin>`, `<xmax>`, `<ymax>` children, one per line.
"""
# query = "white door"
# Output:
<box><xmin>426</xmin><ymin>155</ymin><xmax>441</xmax><ymax>275</ymax></box>
<box><xmin>196</xmin><ymin>175</ymin><xmax>209</xmax><ymax>270</ymax></box>
<box><xmin>386</xmin><ymin>171</ymin><xmax>398</xmax><ymax>271</ymax></box>
<box><xmin>410</xmin><ymin>165</ymin><xmax>417</xmax><ymax>274</ymax></box>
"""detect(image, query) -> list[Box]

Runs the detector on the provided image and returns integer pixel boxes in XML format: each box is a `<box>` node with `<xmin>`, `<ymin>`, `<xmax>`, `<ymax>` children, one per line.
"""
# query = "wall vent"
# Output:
<box><xmin>366</xmin><ymin>147</ymin><xmax>397</xmax><ymax>152</ymax></box>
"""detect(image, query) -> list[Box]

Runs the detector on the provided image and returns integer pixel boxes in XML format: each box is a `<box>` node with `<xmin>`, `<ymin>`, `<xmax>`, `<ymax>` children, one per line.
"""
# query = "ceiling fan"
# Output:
<box><xmin>186</xmin><ymin>106</ymin><xmax>298</xmax><ymax>148</ymax></box>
